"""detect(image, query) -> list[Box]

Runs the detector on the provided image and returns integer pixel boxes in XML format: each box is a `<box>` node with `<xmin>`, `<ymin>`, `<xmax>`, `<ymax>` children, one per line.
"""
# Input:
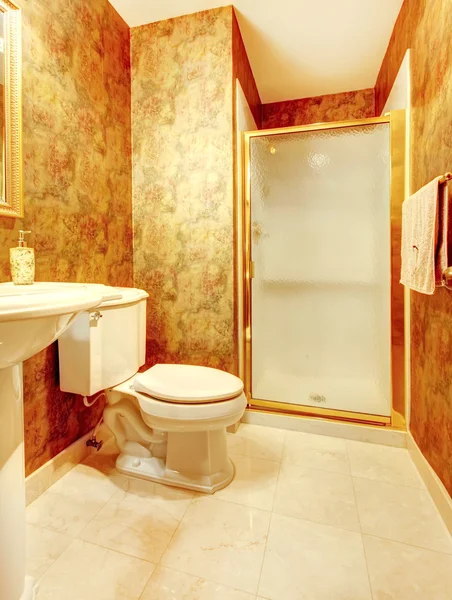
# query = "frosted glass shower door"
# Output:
<box><xmin>250</xmin><ymin>124</ymin><xmax>392</xmax><ymax>417</ymax></box>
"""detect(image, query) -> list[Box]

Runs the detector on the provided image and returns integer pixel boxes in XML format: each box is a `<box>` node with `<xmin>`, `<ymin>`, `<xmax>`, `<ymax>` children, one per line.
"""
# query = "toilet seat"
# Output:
<box><xmin>111</xmin><ymin>366</ymin><xmax>247</xmax><ymax>432</ymax></box>
<box><xmin>131</xmin><ymin>364</ymin><xmax>247</xmax><ymax>430</ymax></box>
<box><xmin>133</xmin><ymin>363</ymin><xmax>244</xmax><ymax>403</ymax></box>
<box><xmin>135</xmin><ymin>388</ymin><xmax>247</xmax><ymax>424</ymax></box>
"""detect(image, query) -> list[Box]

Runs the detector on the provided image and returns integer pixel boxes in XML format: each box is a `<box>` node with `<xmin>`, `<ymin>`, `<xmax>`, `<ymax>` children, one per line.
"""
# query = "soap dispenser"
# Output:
<box><xmin>10</xmin><ymin>230</ymin><xmax>35</xmax><ymax>285</ymax></box>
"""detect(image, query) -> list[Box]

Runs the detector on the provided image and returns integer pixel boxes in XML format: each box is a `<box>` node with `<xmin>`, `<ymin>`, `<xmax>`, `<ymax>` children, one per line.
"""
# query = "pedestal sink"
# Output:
<box><xmin>0</xmin><ymin>282</ymin><xmax>109</xmax><ymax>600</ymax></box>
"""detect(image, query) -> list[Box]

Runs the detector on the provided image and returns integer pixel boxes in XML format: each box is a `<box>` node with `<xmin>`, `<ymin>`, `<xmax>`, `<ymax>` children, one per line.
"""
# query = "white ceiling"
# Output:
<box><xmin>109</xmin><ymin>0</ymin><xmax>404</xmax><ymax>104</ymax></box>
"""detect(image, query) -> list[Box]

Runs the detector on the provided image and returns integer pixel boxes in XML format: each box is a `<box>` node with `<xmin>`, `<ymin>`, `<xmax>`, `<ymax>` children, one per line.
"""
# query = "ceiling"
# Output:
<box><xmin>109</xmin><ymin>0</ymin><xmax>404</xmax><ymax>104</ymax></box>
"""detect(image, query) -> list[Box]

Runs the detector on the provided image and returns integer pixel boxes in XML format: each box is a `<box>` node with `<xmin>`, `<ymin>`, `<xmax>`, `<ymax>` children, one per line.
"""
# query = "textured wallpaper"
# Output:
<box><xmin>262</xmin><ymin>88</ymin><xmax>375</xmax><ymax>129</ymax></box>
<box><xmin>132</xmin><ymin>7</ymin><xmax>236</xmax><ymax>374</ymax></box>
<box><xmin>0</xmin><ymin>0</ymin><xmax>132</xmax><ymax>475</ymax></box>
<box><xmin>376</xmin><ymin>0</ymin><xmax>452</xmax><ymax>495</ymax></box>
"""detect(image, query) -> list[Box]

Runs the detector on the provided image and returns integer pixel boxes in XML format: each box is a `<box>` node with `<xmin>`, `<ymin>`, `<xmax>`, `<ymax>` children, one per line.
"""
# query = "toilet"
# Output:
<box><xmin>58</xmin><ymin>285</ymin><xmax>247</xmax><ymax>493</ymax></box>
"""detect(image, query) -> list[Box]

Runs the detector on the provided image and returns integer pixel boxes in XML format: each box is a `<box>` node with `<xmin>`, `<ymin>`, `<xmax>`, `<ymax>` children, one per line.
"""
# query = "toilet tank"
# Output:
<box><xmin>58</xmin><ymin>286</ymin><xmax>149</xmax><ymax>396</ymax></box>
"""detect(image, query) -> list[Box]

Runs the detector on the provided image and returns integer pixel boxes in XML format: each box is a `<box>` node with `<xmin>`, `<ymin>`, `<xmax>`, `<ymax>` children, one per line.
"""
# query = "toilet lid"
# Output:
<box><xmin>133</xmin><ymin>364</ymin><xmax>244</xmax><ymax>403</ymax></box>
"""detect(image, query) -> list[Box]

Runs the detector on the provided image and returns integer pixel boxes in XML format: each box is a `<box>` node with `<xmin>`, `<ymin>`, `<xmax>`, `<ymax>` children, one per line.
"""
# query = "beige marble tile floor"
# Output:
<box><xmin>27</xmin><ymin>423</ymin><xmax>452</xmax><ymax>600</ymax></box>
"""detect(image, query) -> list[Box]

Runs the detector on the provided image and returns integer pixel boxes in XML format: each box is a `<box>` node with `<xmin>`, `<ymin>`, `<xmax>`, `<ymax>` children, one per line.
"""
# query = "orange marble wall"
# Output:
<box><xmin>375</xmin><ymin>0</ymin><xmax>452</xmax><ymax>494</ymax></box>
<box><xmin>0</xmin><ymin>0</ymin><xmax>132</xmax><ymax>475</ymax></box>
<box><xmin>262</xmin><ymin>88</ymin><xmax>375</xmax><ymax>129</ymax></box>
<box><xmin>132</xmin><ymin>7</ymin><xmax>236</xmax><ymax>374</ymax></box>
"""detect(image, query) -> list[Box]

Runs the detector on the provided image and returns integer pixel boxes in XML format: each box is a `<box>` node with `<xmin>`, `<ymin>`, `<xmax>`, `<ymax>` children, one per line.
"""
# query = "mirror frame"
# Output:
<box><xmin>0</xmin><ymin>0</ymin><xmax>22</xmax><ymax>218</ymax></box>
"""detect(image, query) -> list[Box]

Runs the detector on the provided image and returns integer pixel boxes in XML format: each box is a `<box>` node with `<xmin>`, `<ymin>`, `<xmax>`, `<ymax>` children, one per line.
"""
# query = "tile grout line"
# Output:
<box><xmin>363</xmin><ymin>532</ymin><xmax>452</xmax><ymax>556</ymax></box>
<box><xmin>140</xmin><ymin>562</ymin><xmax>260</xmax><ymax>599</ymax></box>
<box><xmin>228</xmin><ymin>451</ymin><xmax>282</xmax><ymax>466</ymax></box>
<box><xmin>348</xmin><ymin>442</ymin><xmax>375</xmax><ymax>600</ymax></box>
<box><xmin>351</xmin><ymin>473</ymin><xmax>433</xmax><ymax>491</ymax></box>
<box><xmin>270</xmin><ymin>508</ymin><xmax>362</xmax><ymax>536</ymax></box>
<box><xmin>201</xmin><ymin>490</ymin><xmax>366</xmax><ymax>537</ymax></box>
<box><xmin>69</xmin><ymin>535</ymin><xmax>157</xmax><ymax>566</ymax></box>
<box><xmin>253</xmin><ymin>430</ymin><xmax>286</xmax><ymax>597</ymax></box>
<box><xmin>351</xmin><ymin>474</ymin><xmax>452</xmax><ymax>556</ymax></box>
<box><xmin>25</xmin><ymin>528</ymin><xmax>72</xmax><ymax>589</ymax></box>
<box><xmin>136</xmin><ymin>568</ymin><xmax>154</xmax><ymax>600</ymax></box>
<box><xmin>38</xmin><ymin>536</ymin><xmax>156</xmax><ymax>600</ymax></box>
<box><xmin>151</xmin><ymin>490</ymin><xmax>199</xmax><ymax>573</ymax></box>
<box><xmin>254</xmin><ymin>510</ymin><xmax>274</xmax><ymax>598</ymax></box>
<box><xmin>26</xmin><ymin>472</ymin><xmax>131</xmax><ymax>547</ymax></box>
<box><xmin>345</xmin><ymin>438</ymin><xmax>429</xmax><ymax>490</ymax></box>
<box><xmin>268</xmin><ymin>460</ymin><xmax>282</xmax><ymax>513</ymax></box>
<box><xmin>197</xmin><ymin>491</ymin><xmax>274</xmax><ymax>514</ymax></box>
<box><xmin>147</xmin><ymin>490</ymin><xmax>272</xmax><ymax>597</ymax></box>
<box><xmin>73</xmin><ymin>473</ymin><xmax>132</xmax><ymax>542</ymax></box>
<box><xmin>350</xmin><ymin>471</ymin><xmax>452</xmax><ymax>551</ymax></box>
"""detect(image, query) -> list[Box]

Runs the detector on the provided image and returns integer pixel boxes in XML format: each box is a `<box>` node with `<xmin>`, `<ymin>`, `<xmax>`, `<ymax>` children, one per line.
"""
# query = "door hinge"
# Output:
<box><xmin>249</xmin><ymin>261</ymin><xmax>255</xmax><ymax>278</ymax></box>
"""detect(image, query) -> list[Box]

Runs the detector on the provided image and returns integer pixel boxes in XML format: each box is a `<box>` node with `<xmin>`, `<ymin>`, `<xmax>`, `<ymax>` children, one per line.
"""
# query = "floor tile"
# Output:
<box><xmin>258</xmin><ymin>513</ymin><xmax>371</xmax><ymax>600</ymax></box>
<box><xmin>80</xmin><ymin>478</ymin><xmax>194</xmax><ymax>563</ymax></box>
<box><xmin>140</xmin><ymin>566</ymin><xmax>255</xmax><ymax>600</ymax></box>
<box><xmin>214</xmin><ymin>454</ymin><xmax>280</xmax><ymax>510</ymax></box>
<box><xmin>26</xmin><ymin>463</ymin><xmax>127</xmax><ymax>537</ymax></box>
<box><xmin>35</xmin><ymin>539</ymin><xmax>155</xmax><ymax>600</ymax></box>
<box><xmin>161</xmin><ymin>496</ymin><xmax>271</xmax><ymax>594</ymax></box>
<box><xmin>26</xmin><ymin>524</ymin><xmax>72</xmax><ymax>581</ymax></box>
<box><xmin>347</xmin><ymin>440</ymin><xmax>425</xmax><ymax>487</ymax></box>
<box><xmin>50</xmin><ymin>462</ymin><xmax>128</xmax><ymax>499</ymax></box>
<box><xmin>26</xmin><ymin>490</ymin><xmax>107</xmax><ymax>538</ymax></box>
<box><xmin>363</xmin><ymin>535</ymin><xmax>452</xmax><ymax>600</ymax></box>
<box><xmin>353</xmin><ymin>477</ymin><xmax>452</xmax><ymax>553</ymax></box>
<box><xmin>273</xmin><ymin>462</ymin><xmax>360</xmax><ymax>531</ymax></box>
<box><xmin>227</xmin><ymin>424</ymin><xmax>286</xmax><ymax>462</ymax></box>
<box><xmin>282</xmin><ymin>430</ymin><xmax>350</xmax><ymax>474</ymax></box>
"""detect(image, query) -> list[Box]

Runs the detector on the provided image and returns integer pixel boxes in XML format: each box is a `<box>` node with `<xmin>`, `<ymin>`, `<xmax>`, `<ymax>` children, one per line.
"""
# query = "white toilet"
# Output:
<box><xmin>58</xmin><ymin>285</ymin><xmax>247</xmax><ymax>493</ymax></box>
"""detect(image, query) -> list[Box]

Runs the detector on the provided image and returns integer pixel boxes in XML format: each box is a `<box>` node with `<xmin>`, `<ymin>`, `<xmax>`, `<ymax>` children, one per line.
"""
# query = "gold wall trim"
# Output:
<box><xmin>242</xmin><ymin>129</ymin><xmax>252</xmax><ymax>398</ymax></box>
<box><xmin>245</xmin><ymin>115</ymin><xmax>390</xmax><ymax>138</ymax></box>
<box><xmin>241</xmin><ymin>113</ymin><xmax>406</xmax><ymax>428</ymax></box>
<box><xmin>0</xmin><ymin>0</ymin><xmax>22</xmax><ymax>218</ymax></box>
<box><xmin>389</xmin><ymin>110</ymin><xmax>406</xmax><ymax>425</ymax></box>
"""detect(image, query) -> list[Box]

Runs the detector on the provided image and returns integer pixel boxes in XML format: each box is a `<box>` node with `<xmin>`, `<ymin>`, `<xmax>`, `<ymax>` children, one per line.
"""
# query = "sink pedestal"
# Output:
<box><xmin>0</xmin><ymin>282</ymin><xmax>107</xmax><ymax>599</ymax></box>
<box><xmin>0</xmin><ymin>364</ymin><xmax>36</xmax><ymax>600</ymax></box>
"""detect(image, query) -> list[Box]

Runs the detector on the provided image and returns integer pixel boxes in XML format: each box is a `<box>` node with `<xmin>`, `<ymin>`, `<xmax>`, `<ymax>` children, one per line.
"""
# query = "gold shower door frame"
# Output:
<box><xmin>241</xmin><ymin>112</ymin><xmax>406</xmax><ymax>428</ymax></box>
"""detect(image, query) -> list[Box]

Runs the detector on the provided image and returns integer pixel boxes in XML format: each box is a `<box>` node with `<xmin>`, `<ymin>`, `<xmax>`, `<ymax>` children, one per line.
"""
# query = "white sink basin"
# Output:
<box><xmin>0</xmin><ymin>283</ymin><xmax>106</xmax><ymax>368</ymax></box>
<box><xmin>0</xmin><ymin>281</ymin><xmax>107</xmax><ymax>600</ymax></box>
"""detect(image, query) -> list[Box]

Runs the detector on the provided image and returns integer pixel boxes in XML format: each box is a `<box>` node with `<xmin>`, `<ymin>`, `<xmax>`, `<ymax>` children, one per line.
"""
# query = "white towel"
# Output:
<box><xmin>400</xmin><ymin>177</ymin><xmax>449</xmax><ymax>294</ymax></box>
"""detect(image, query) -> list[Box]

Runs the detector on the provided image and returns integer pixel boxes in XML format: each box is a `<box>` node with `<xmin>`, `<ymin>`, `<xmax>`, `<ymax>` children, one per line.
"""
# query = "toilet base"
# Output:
<box><xmin>116</xmin><ymin>453</ymin><xmax>235</xmax><ymax>494</ymax></box>
<box><xmin>105</xmin><ymin>385</ymin><xmax>245</xmax><ymax>494</ymax></box>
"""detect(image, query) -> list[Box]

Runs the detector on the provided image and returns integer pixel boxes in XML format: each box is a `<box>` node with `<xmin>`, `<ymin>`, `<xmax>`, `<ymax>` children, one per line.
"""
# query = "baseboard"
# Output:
<box><xmin>407</xmin><ymin>432</ymin><xmax>452</xmax><ymax>535</ymax></box>
<box><xmin>25</xmin><ymin>423</ymin><xmax>112</xmax><ymax>506</ymax></box>
<box><xmin>242</xmin><ymin>409</ymin><xmax>407</xmax><ymax>448</ymax></box>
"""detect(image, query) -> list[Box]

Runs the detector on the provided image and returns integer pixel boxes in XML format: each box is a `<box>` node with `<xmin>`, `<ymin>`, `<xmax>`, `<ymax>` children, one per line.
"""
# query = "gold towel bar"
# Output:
<box><xmin>440</xmin><ymin>173</ymin><xmax>452</xmax><ymax>289</ymax></box>
<box><xmin>442</xmin><ymin>267</ymin><xmax>452</xmax><ymax>290</ymax></box>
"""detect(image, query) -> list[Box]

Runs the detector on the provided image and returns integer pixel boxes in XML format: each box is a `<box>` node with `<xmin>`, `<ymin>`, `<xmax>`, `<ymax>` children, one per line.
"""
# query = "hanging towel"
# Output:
<box><xmin>400</xmin><ymin>177</ymin><xmax>449</xmax><ymax>294</ymax></box>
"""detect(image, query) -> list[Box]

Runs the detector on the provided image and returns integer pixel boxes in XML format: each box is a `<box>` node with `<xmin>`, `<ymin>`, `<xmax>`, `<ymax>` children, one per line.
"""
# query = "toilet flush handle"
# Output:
<box><xmin>92</xmin><ymin>311</ymin><xmax>103</xmax><ymax>321</ymax></box>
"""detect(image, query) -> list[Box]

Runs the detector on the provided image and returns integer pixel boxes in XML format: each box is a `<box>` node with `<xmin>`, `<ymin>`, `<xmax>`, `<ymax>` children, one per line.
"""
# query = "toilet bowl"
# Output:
<box><xmin>58</xmin><ymin>285</ymin><xmax>247</xmax><ymax>493</ymax></box>
<box><xmin>105</xmin><ymin>364</ymin><xmax>246</xmax><ymax>492</ymax></box>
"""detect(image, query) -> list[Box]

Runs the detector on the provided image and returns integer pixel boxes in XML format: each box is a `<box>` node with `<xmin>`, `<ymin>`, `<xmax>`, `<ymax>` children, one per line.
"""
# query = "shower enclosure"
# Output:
<box><xmin>241</xmin><ymin>113</ymin><xmax>405</xmax><ymax>426</ymax></box>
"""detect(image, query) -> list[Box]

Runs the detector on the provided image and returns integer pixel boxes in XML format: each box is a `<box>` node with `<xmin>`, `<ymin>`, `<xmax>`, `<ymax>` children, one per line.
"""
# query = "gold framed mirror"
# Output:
<box><xmin>0</xmin><ymin>0</ymin><xmax>21</xmax><ymax>218</ymax></box>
